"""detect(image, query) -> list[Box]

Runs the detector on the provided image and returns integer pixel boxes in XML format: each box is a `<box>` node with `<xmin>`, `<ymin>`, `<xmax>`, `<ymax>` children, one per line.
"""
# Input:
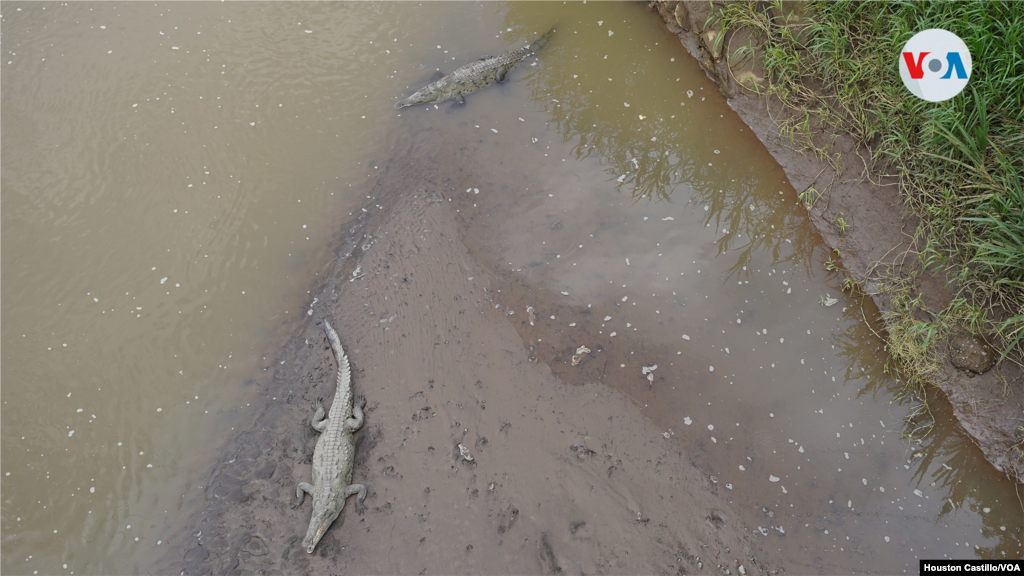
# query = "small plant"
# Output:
<box><xmin>824</xmin><ymin>250</ymin><xmax>842</xmax><ymax>272</ymax></box>
<box><xmin>834</xmin><ymin>212</ymin><xmax>847</xmax><ymax>235</ymax></box>
<box><xmin>799</xmin><ymin>186</ymin><xmax>822</xmax><ymax>208</ymax></box>
<box><xmin>920</xmin><ymin>238</ymin><xmax>948</xmax><ymax>274</ymax></box>
<box><xmin>842</xmin><ymin>278</ymin><xmax>856</xmax><ymax>292</ymax></box>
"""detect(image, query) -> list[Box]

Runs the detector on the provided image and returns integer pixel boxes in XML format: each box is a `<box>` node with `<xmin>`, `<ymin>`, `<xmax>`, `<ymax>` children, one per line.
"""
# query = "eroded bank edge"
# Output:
<box><xmin>648</xmin><ymin>0</ymin><xmax>1023</xmax><ymax>483</ymax></box>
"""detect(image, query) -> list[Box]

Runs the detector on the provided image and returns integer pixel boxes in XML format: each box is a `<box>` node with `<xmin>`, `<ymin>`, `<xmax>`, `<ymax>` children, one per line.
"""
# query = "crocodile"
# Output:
<box><xmin>293</xmin><ymin>319</ymin><xmax>367</xmax><ymax>554</ymax></box>
<box><xmin>394</xmin><ymin>26</ymin><xmax>555</xmax><ymax>109</ymax></box>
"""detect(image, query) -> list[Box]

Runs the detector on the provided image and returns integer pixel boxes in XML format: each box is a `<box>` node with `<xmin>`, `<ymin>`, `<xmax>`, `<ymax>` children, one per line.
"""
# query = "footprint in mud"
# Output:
<box><xmin>538</xmin><ymin>532</ymin><xmax>560</xmax><ymax>574</ymax></box>
<box><xmin>497</xmin><ymin>503</ymin><xmax>519</xmax><ymax>535</ymax></box>
<box><xmin>244</xmin><ymin>535</ymin><xmax>269</xmax><ymax>556</ymax></box>
<box><xmin>706</xmin><ymin>509</ymin><xmax>726</xmax><ymax>529</ymax></box>
<box><xmin>569</xmin><ymin>444</ymin><xmax>598</xmax><ymax>461</ymax></box>
<box><xmin>569</xmin><ymin>521</ymin><xmax>592</xmax><ymax>540</ymax></box>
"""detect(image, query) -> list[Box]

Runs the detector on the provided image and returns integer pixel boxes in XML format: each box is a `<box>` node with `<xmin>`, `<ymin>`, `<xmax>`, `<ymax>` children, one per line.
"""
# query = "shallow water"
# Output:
<box><xmin>1</xmin><ymin>2</ymin><xmax>1020</xmax><ymax>574</ymax></box>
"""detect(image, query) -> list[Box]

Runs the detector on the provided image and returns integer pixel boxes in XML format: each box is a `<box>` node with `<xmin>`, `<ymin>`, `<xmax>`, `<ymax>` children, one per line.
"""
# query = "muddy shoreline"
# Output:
<box><xmin>152</xmin><ymin>132</ymin><xmax>782</xmax><ymax>575</ymax></box>
<box><xmin>649</xmin><ymin>0</ymin><xmax>1023</xmax><ymax>483</ymax></box>
<box><xmin>147</xmin><ymin>5</ymin><xmax>1022</xmax><ymax>572</ymax></box>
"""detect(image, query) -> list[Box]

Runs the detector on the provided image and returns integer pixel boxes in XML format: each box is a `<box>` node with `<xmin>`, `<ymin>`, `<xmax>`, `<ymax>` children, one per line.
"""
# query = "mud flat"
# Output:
<box><xmin>649</xmin><ymin>0</ymin><xmax>1023</xmax><ymax>483</ymax></box>
<box><xmin>153</xmin><ymin>146</ymin><xmax>779</xmax><ymax>574</ymax></box>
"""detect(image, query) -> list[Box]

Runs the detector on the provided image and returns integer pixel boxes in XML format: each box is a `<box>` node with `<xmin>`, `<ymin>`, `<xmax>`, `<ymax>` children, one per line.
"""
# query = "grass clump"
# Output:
<box><xmin>718</xmin><ymin>0</ymin><xmax>1024</xmax><ymax>374</ymax></box>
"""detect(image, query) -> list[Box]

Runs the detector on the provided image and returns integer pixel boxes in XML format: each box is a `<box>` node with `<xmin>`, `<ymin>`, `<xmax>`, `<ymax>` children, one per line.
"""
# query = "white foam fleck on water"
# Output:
<box><xmin>609</xmin><ymin>332</ymin><xmax>617</xmax><ymax>337</ymax></box>
<box><xmin>68</xmin><ymin>430</ymin><xmax>74</xmax><ymax>437</ymax></box>
<box><xmin>569</xmin><ymin>323</ymin><xmax>576</xmax><ymax>327</ymax></box>
<box><xmin>682</xmin><ymin>334</ymin><xmax>690</xmax><ymax>340</ymax></box>
<box><xmin>160</xmin><ymin>277</ymin><xmax>168</xmax><ymax>284</ymax></box>
<box><xmin>848</xmin><ymin>500</ymin><xmax>852</xmax><ymax>508</ymax></box>
<box><xmin>707</xmin><ymin>424</ymin><xmax>714</xmax><ymax>431</ymax></box>
<box><xmin>736</xmin><ymin>318</ymin><xmax>741</xmax><ymax>324</ymax></box>
<box><xmin>621</xmin><ymin>296</ymin><xmax>627</xmax><ymax>302</ymax></box>
<box><xmin>844</xmin><ymin>452</ymin><xmax>849</xmax><ymax>459</ymax></box>
<box><xmin>862</xmin><ymin>478</ymin><xmax>868</xmax><ymax>486</ymax></box>
<box><xmin>709</xmin><ymin>365</ymin><xmax>714</xmax><ymax>372</ymax></box>
<box><xmin>90</xmin><ymin>487</ymin><xmax>95</xmax><ymax>493</ymax></box>
<box><xmin>711</xmin><ymin>437</ymin><xmax>717</xmax><ymax>443</ymax></box>
<box><xmin>798</xmin><ymin>446</ymin><xmax>804</xmax><ymax>453</ymax></box>
<box><xmin>769</xmin><ymin>475</ymin><xmax>780</xmax><ymax>482</ymax></box>
<box><xmin>77</xmin><ymin>408</ymin><xmax>83</xmax><ymax>413</ymax></box>
<box><xmin>683</xmin><ymin>417</ymin><xmax>692</xmax><ymax>425</ymax></box>
<box><xmin>781</xmin><ymin>486</ymin><xmax>787</xmax><ymax>494</ymax></box>
<box><xmin>884</xmin><ymin>536</ymin><xmax>890</xmax><ymax>543</ymax></box>
<box><xmin>780</xmin><ymin>338</ymin><xmax>784</xmax><ymax>343</ymax></box>
<box><xmin>739</xmin><ymin>465</ymin><xmax>745</xmax><ymax>471</ymax></box>
<box><xmin>769</xmin><ymin>413</ymin><xmax>774</xmax><ymax>417</ymax></box>
<box><xmin>604</xmin><ymin>316</ymin><xmax>612</xmax><ymax>321</ymax></box>
<box><xmin>913</xmin><ymin>489</ymin><xmax>923</xmax><ymax>497</ymax></box>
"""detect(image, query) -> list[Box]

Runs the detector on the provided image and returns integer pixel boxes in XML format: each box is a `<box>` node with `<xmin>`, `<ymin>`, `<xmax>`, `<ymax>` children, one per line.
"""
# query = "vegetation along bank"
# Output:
<box><xmin>650</xmin><ymin>0</ymin><xmax>1023</xmax><ymax>482</ymax></box>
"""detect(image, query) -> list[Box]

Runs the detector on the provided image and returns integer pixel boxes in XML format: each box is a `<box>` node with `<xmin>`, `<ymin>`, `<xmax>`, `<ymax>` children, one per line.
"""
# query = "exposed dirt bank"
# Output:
<box><xmin>152</xmin><ymin>136</ymin><xmax>781</xmax><ymax>574</ymax></box>
<box><xmin>649</xmin><ymin>0</ymin><xmax>1023</xmax><ymax>483</ymax></box>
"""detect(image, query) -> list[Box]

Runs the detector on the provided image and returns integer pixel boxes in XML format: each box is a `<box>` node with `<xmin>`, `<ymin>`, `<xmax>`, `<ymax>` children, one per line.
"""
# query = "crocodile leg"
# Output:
<box><xmin>310</xmin><ymin>398</ymin><xmax>328</xmax><ymax>432</ymax></box>
<box><xmin>293</xmin><ymin>482</ymin><xmax>314</xmax><ymax>508</ymax></box>
<box><xmin>346</xmin><ymin>396</ymin><xmax>366</xmax><ymax>431</ymax></box>
<box><xmin>346</xmin><ymin>483</ymin><xmax>368</xmax><ymax>512</ymax></box>
<box><xmin>496</xmin><ymin>66</ymin><xmax>508</xmax><ymax>82</ymax></box>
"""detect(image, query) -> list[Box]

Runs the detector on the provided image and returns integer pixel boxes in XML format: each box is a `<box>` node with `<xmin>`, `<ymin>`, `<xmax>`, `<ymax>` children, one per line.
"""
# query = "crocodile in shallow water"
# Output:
<box><xmin>293</xmin><ymin>319</ymin><xmax>367</xmax><ymax>554</ymax></box>
<box><xmin>394</xmin><ymin>26</ymin><xmax>555</xmax><ymax>109</ymax></box>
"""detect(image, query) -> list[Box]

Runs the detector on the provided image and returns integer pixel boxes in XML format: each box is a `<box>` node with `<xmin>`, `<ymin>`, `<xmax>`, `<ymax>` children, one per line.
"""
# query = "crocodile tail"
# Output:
<box><xmin>322</xmin><ymin>320</ymin><xmax>352</xmax><ymax>392</ymax></box>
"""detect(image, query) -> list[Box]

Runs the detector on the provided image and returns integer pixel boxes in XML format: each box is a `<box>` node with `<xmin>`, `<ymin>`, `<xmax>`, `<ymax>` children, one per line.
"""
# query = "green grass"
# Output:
<box><xmin>719</xmin><ymin>0</ymin><xmax>1024</xmax><ymax>370</ymax></box>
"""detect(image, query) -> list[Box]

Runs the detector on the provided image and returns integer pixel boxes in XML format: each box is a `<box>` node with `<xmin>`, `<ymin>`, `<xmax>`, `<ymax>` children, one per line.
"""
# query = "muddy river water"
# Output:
<box><xmin>2</xmin><ymin>2</ymin><xmax>1021</xmax><ymax>574</ymax></box>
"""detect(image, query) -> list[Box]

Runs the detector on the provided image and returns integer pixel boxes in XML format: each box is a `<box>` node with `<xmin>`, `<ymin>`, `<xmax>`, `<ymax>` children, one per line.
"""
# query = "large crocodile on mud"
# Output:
<box><xmin>394</xmin><ymin>26</ymin><xmax>555</xmax><ymax>109</ymax></box>
<box><xmin>292</xmin><ymin>319</ymin><xmax>367</xmax><ymax>554</ymax></box>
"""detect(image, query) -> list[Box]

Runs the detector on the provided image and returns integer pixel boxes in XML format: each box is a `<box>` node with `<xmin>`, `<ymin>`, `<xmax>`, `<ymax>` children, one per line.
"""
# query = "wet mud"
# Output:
<box><xmin>650</xmin><ymin>0</ymin><xmax>1024</xmax><ymax>483</ymax></box>
<box><xmin>154</xmin><ymin>136</ymin><xmax>779</xmax><ymax>575</ymax></box>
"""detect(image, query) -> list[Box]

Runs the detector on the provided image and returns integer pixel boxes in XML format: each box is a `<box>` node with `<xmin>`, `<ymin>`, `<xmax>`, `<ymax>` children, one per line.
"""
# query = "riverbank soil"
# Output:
<box><xmin>649</xmin><ymin>0</ymin><xmax>1023</xmax><ymax>483</ymax></box>
<box><xmin>156</xmin><ymin>148</ymin><xmax>775</xmax><ymax>574</ymax></box>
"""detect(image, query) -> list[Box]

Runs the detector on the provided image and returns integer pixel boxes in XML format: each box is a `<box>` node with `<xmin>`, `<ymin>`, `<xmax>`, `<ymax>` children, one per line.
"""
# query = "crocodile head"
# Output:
<box><xmin>394</xmin><ymin>79</ymin><xmax>447</xmax><ymax>109</ymax></box>
<box><xmin>302</xmin><ymin>505</ymin><xmax>341</xmax><ymax>553</ymax></box>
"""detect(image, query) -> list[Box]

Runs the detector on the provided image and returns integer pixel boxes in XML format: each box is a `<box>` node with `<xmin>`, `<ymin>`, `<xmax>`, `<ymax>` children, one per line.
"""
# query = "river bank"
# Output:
<box><xmin>152</xmin><ymin>135</ymin><xmax>775</xmax><ymax>574</ymax></box>
<box><xmin>649</xmin><ymin>0</ymin><xmax>1023</xmax><ymax>483</ymax></box>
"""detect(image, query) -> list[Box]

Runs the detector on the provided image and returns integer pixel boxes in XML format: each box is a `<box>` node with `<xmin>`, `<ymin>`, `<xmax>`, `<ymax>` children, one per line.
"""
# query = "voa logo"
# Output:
<box><xmin>899</xmin><ymin>29</ymin><xmax>972</xmax><ymax>102</ymax></box>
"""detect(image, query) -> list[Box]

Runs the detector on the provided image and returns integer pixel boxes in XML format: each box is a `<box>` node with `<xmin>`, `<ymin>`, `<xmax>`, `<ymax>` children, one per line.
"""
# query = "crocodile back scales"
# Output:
<box><xmin>394</xmin><ymin>26</ymin><xmax>554</xmax><ymax>108</ymax></box>
<box><xmin>314</xmin><ymin>320</ymin><xmax>355</xmax><ymax>487</ymax></box>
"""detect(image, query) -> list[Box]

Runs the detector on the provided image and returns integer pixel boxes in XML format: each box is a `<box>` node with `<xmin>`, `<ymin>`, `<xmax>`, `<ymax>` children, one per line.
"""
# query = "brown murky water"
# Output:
<box><xmin>2</xmin><ymin>2</ymin><xmax>1020</xmax><ymax>574</ymax></box>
